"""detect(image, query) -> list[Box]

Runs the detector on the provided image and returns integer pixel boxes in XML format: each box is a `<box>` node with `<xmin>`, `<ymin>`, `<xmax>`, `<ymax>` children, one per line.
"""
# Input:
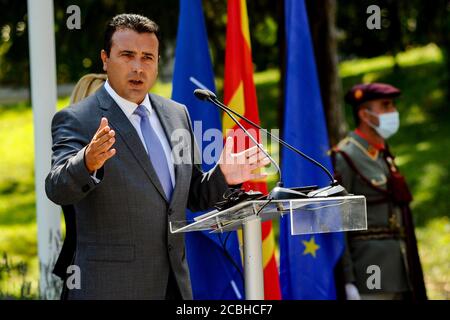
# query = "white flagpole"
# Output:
<box><xmin>27</xmin><ymin>0</ymin><xmax>61</xmax><ymax>299</ymax></box>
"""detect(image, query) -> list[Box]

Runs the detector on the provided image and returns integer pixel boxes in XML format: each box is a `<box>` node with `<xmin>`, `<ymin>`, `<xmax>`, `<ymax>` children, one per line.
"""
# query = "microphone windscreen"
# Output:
<box><xmin>193</xmin><ymin>89</ymin><xmax>216</xmax><ymax>101</ymax></box>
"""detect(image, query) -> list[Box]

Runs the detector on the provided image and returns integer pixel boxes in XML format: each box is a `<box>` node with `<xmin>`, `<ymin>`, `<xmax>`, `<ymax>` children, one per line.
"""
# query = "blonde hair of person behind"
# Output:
<box><xmin>70</xmin><ymin>73</ymin><xmax>107</xmax><ymax>104</ymax></box>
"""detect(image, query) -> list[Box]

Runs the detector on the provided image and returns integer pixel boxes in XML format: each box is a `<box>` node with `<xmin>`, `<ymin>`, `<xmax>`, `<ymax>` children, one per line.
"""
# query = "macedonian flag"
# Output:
<box><xmin>223</xmin><ymin>0</ymin><xmax>281</xmax><ymax>299</ymax></box>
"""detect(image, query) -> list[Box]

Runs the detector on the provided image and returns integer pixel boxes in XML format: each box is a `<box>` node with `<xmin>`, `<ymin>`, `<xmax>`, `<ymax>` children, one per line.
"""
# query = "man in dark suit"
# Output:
<box><xmin>45</xmin><ymin>14</ymin><xmax>270</xmax><ymax>300</ymax></box>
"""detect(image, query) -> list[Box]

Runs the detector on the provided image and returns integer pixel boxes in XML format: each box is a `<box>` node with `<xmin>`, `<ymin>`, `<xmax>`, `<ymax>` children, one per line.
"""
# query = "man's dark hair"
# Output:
<box><xmin>104</xmin><ymin>14</ymin><xmax>160</xmax><ymax>56</ymax></box>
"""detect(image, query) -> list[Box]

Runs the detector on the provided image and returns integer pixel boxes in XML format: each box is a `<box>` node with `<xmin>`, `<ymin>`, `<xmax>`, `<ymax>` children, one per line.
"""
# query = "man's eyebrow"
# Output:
<box><xmin>142</xmin><ymin>52</ymin><xmax>155</xmax><ymax>56</ymax></box>
<box><xmin>119</xmin><ymin>50</ymin><xmax>136</xmax><ymax>54</ymax></box>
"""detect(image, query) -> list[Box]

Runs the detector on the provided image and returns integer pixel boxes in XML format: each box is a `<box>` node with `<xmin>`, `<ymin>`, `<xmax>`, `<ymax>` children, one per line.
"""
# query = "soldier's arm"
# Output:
<box><xmin>334</xmin><ymin>152</ymin><xmax>354</xmax><ymax>191</ymax></box>
<box><xmin>334</xmin><ymin>151</ymin><xmax>358</xmax><ymax>286</ymax></box>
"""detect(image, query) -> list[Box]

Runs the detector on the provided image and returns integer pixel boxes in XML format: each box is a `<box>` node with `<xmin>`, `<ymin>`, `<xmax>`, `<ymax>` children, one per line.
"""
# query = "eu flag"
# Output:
<box><xmin>279</xmin><ymin>0</ymin><xmax>345</xmax><ymax>299</ymax></box>
<box><xmin>172</xmin><ymin>0</ymin><xmax>244</xmax><ymax>299</ymax></box>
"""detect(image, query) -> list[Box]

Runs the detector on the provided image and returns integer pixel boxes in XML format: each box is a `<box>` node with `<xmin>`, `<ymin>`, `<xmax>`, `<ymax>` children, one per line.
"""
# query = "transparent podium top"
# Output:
<box><xmin>170</xmin><ymin>195</ymin><xmax>367</xmax><ymax>235</ymax></box>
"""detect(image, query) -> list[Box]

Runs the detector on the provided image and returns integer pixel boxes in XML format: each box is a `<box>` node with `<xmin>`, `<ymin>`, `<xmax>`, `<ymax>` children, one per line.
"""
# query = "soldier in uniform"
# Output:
<box><xmin>332</xmin><ymin>83</ymin><xmax>427</xmax><ymax>300</ymax></box>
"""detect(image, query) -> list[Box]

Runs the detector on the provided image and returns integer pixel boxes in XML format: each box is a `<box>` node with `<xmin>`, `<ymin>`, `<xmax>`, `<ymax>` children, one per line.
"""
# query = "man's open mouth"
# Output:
<box><xmin>129</xmin><ymin>80</ymin><xmax>143</xmax><ymax>85</ymax></box>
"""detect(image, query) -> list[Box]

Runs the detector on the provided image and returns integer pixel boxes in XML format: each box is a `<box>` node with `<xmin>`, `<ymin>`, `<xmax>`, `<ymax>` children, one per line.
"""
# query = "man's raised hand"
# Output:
<box><xmin>218</xmin><ymin>136</ymin><xmax>271</xmax><ymax>185</ymax></box>
<box><xmin>84</xmin><ymin>117</ymin><xmax>116</xmax><ymax>173</ymax></box>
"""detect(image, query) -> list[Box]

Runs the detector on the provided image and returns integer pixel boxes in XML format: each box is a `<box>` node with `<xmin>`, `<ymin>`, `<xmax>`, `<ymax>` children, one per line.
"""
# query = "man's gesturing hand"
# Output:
<box><xmin>219</xmin><ymin>136</ymin><xmax>271</xmax><ymax>185</ymax></box>
<box><xmin>84</xmin><ymin>117</ymin><xmax>116</xmax><ymax>173</ymax></box>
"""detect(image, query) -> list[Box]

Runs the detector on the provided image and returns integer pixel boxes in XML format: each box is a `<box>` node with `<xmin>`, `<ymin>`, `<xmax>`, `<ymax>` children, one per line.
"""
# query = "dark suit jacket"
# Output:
<box><xmin>45</xmin><ymin>86</ymin><xmax>229</xmax><ymax>299</ymax></box>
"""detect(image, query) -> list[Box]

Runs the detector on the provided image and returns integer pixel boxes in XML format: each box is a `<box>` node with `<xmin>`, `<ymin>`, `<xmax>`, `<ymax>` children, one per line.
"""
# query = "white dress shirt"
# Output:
<box><xmin>104</xmin><ymin>81</ymin><xmax>176</xmax><ymax>187</ymax></box>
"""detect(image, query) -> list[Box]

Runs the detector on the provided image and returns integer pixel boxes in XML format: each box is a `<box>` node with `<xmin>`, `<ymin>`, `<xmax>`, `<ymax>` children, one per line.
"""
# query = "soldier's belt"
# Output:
<box><xmin>349</xmin><ymin>226</ymin><xmax>405</xmax><ymax>241</ymax></box>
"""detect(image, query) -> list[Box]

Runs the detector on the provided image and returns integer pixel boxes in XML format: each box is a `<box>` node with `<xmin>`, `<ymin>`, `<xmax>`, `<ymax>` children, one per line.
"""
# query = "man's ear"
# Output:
<box><xmin>156</xmin><ymin>55</ymin><xmax>160</xmax><ymax>76</ymax></box>
<box><xmin>100</xmin><ymin>50</ymin><xmax>108</xmax><ymax>72</ymax></box>
<box><xmin>358</xmin><ymin>107</ymin><xmax>370</xmax><ymax>124</ymax></box>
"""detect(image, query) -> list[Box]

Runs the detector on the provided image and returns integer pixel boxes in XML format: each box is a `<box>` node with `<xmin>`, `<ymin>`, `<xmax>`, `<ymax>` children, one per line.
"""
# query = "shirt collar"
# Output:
<box><xmin>354</xmin><ymin>128</ymin><xmax>385</xmax><ymax>151</ymax></box>
<box><xmin>104</xmin><ymin>80</ymin><xmax>152</xmax><ymax>118</ymax></box>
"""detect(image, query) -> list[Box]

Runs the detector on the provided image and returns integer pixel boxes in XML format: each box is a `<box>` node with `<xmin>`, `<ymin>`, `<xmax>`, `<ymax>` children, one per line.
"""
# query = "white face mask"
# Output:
<box><xmin>365</xmin><ymin>110</ymin><xmax>400</xmax><ymax>139</ymax></box>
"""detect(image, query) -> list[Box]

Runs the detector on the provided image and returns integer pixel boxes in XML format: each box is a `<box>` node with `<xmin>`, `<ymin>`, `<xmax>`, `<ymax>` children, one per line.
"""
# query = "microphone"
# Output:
<box><xmin>193</xmin><ymin>88</ymin><xmax>216</xmax><ymax>101</ymax></box>
<box><xmin>193</xmin><ymin>89</ymin><xmax>347</xmax><ymax>199</ymax></box>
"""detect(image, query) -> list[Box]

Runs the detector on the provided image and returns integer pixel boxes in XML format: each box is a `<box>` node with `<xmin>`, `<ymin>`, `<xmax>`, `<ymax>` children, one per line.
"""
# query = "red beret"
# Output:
<box><xmin>345</xmin><ymin>83</ymin><xmax>401</xmax><ymax>108</ymax></box>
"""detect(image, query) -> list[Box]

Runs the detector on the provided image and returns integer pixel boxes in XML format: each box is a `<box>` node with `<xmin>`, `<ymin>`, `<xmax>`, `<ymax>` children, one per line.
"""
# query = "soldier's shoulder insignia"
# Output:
<box><xmin>347</xmin><ymin>137</ymin><xmax>378</xmax><ymax>160</ymax></box>
<box><xmin>367</xmin><ymin>145</ymin><xmax>379</xmax><ymax>159</ymax></box>
<box><xmin>336</xmin><ymin>137</ymin><xmax>350</xmax><ymax>150</ymax></box>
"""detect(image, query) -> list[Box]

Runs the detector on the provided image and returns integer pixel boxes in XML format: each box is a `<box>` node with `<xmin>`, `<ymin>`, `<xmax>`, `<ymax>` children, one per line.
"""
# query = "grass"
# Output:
<box><xmin>0</xmin><ymin>225</ymin><xmax>38</xmax><ymax>298</ymax></box>
<box><xmin>0</xmin><ymin>103</ymin><xmax>38</xmax><ymax>297</ymax></box>
<box><xmin>0</xmin><ymin>44</ymin><xmax>448</xmax><ymax>299</ymax></box>
<box><xmin>416</xmin><ymin>216</ymin><xmax>450</xmax><ymax>299</ymax></box>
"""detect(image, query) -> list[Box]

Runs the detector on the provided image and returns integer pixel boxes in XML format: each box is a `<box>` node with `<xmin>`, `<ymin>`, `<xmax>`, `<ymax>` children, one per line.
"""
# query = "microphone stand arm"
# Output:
<box><xmin>208</xmin><ymin>97</ymin><xmax>282</xmax><ymax>181</ymax></box>
<box><xmin>208</xmin><ymin>97</ymin><xmax>336</xmax><ymax>186</ymax></box>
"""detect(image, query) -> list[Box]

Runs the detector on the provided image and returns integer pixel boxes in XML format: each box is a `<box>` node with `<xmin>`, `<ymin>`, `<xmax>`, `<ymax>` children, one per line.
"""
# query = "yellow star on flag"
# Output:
<box><xmin>302</xmin><ymin>236</ymin><xmax>320</xmax><ymax>258</ymax></box>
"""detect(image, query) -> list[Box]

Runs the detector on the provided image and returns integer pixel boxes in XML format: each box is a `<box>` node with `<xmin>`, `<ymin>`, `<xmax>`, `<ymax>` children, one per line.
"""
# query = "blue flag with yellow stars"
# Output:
<box><xmin>279</xmin><ymin>0</ymin><xmax>345</xmax><ymax>299</ymax></box>
<box><xmin>172</xmin><ymin>0</ymin><xmax>244</xmax><ymax>299</ymax></box>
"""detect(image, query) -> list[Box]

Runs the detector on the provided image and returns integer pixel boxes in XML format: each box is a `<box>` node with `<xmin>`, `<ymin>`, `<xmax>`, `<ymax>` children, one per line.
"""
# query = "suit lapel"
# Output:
<box><xmin>95</xmin><ymin>87</ymin><xmax>167</xmax><ymax>202</ymax></box>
